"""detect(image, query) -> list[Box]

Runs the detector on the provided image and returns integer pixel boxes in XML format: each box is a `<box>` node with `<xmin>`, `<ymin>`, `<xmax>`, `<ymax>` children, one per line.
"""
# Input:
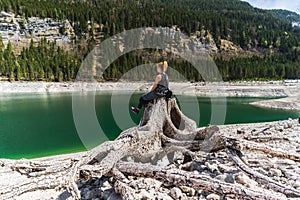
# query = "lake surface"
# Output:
<box><xmin>0</xmin><ymin>92</ymin><xmax>299</xmax><ymax>159</ymax></box>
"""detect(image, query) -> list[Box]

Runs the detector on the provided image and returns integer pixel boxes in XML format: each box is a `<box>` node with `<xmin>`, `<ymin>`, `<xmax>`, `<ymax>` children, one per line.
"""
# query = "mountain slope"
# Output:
<box><xmin>0</xmin><ymin>0</ymin><xmax>299</xmax><ymax>81</ymax></box>
<box><xmin>269</xmin><ymin>9</ymin><xmax>300</xmax><ymax>24</ymax></box>
<box><xmin>0</xmin><ymin>0</ymin><xmax>299</xmax><ymax>52</ymax></box>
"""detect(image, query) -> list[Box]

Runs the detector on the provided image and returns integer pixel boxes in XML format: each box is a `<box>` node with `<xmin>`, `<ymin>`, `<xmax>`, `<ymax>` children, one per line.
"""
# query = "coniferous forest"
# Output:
<box><xmin>0</xmin><ymin>0</ymin><xmax>299</xmax><ymax>81</ymax></box>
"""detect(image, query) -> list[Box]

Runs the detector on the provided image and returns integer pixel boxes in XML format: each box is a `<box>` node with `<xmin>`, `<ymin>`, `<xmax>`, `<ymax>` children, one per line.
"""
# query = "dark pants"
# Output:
<box><xmin>138</xmin><ymin>91</ymin><xmax>159</xmax><ymax>109</ymax></box>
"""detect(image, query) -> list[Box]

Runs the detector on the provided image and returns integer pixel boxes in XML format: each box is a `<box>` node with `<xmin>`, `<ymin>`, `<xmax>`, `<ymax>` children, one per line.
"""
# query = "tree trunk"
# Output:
<box><xmin>0</xmin><ymin>98</ymin><xmax>299</xmax><ymax>200</ymax></box>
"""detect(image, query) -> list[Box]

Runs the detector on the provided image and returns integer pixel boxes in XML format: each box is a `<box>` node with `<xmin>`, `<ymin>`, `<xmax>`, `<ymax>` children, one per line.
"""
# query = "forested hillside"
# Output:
<box><xmin>0</xmin><ymin>0</ymin><xmax>299</xmax><ymax>81</ymax></box>
<box><xmin>270</xmin><ymin>9</ymin><xmax>300</xmax><ymax>24</ymax></box>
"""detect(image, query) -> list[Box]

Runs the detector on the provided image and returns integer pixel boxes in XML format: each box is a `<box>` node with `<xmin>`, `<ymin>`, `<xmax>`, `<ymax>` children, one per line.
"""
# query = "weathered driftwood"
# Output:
<box><xmin>0</xmin><ymin>98</ymin><xmax>299</xmax><ymax>200</ymax></box>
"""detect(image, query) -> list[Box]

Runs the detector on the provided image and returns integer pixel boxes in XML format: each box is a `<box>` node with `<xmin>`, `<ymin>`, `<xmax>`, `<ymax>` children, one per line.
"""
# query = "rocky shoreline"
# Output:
<box><xmin>0</xmin><ymin>80</ymin><xmax>300</xmax><ymax>110</ymax></box>
<box><xmin>0</xmin><ymin>81</ymin><xmax>299</xmax><ymax>199</ymax></box>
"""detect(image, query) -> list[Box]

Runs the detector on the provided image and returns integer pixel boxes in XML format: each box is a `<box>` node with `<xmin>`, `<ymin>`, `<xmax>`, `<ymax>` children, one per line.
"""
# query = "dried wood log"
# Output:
<box><xmin>244</xmin><ymin>135</ymin><xmax>290</xmax><ymax>142</ymax></box>
<box><xmin>227</xmin><ymin>148</ymin><xmax>300</xmax><ymax>198</ymax></box>
<box><xmin>229</xmin><ymin>138</ymin><xmax>300</xmax><ymax>162</ymax></box>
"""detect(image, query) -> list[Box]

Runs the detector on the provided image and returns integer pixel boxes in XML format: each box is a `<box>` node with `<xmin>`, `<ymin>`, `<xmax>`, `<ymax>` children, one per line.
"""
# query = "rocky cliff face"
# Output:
<box><xmin>0</xmin><ymin>11</ymin><xmax>74</xmax><ymax>54</ymax></box>
<box><xmin>0</xmin><ymin>10</ymin><xmax>258</xmax><ymax>59</ymax></box>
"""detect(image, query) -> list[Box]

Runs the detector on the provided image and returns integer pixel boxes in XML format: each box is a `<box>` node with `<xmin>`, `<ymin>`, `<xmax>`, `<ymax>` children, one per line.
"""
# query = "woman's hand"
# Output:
<box><xmin>150</xmin><ymin>75</ymin><xmax>162</xmax><ymax>91</ymax></box>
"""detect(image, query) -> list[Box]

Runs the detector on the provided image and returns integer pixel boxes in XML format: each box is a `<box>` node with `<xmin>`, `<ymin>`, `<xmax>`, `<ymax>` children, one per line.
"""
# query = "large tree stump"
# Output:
<box><xmin>0</xmin><ymin>98</ymin><xmax>299</xmax><ymax>200</ymax></box>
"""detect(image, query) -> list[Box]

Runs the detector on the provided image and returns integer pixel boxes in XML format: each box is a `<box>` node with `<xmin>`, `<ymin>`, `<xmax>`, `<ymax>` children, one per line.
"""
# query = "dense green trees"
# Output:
<box><xmin>216</xmin><ymin>52</ymin><xmax>300</xmax><ymax>81</ymax></box>
<box><xmin>1</xmin><ymin>0</ymin><xmax>299</xmax><ymax>51</ymax></box>
<box><xmin>0</xmin><ymin>38</ymin><xmax>79</xmax><ymax>81</ymax></box>
<box><xmin>0</xmin><ymin>0</ymin><xmax>299</xmax><ymax>81</ymax></box>
<box><xmin>270</xmin><ymin>10</ymin><xmax>300</xmax><ymax>24</ymax></box>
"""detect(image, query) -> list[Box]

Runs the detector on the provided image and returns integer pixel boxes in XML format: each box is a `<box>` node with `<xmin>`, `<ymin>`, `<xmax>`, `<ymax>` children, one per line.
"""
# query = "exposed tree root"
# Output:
<box><xmin>237</xmin><ymin>139</ymin><xmax>300</xmax><ymax>162</ymax></box>
<box><xmin>227</xmin><ymin>148</ymin><xmax>300</xmax><ymax>198</ymax></box>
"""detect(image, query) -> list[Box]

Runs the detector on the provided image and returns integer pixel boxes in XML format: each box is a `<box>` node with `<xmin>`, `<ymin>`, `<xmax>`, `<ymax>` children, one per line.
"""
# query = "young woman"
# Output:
<box><xmin>131</xmin><ymin>61</ymin><xmax>171</xmax><ymax>115</ymax></box>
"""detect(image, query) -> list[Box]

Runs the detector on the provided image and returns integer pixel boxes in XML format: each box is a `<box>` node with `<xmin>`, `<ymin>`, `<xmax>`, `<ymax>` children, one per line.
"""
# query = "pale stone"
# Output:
<box><xmin>179</xmin><ymin>185</ymin><xmax>196</xmax><ymax>196</ymax></box>
<box><xmin>139</xmin><ymin>189</ymin><xmax>154</xmax><ymax>199</ymax></box>
<box><xmin>235</xmin><ymin>173</ymin><xmax>258</xmax><ymax>188</ymax></box>
<box><xmin>170</xmin><ymin>187</ymin><xmax>184</xmax><ymax>200</ymax></box>
<box><xmin>294</xmin><ymin>181</ymin><xmax>300</xmax><ymax>188</ymax></box>
<box><xmin>269</xmin><ymin>168</ymin><xmax>282</xmax><ymax>177</ymax></box>
<box><xmin>206</xmin><ymin>193</ymin><xmax>220</xmax><ymax>200</ymax></box>
<box><xmin>205</xmin><ymin>162</ymin><xmax>219</xmax><ymax>173</ymax></box>
<box><xmin>215</xmin><ymin>173</ymin><xmax>235</xmax><ymax>183</ymax></box>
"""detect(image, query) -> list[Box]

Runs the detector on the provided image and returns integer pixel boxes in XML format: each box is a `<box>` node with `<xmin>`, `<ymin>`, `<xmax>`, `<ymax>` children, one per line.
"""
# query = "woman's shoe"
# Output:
<box><xmin>131</xmin><ymin>107</ymin><xmax>140</xmax><ymax>115</ymax></box>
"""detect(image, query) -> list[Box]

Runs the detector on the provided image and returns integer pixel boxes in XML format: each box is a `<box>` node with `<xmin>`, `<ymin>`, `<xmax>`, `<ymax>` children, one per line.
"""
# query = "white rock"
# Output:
<box><xmin>215</xmin><ymin>173</ymin><xmax>235</xmax><ymax>183</ymax></box>
<box><xmin>205</xmin><ymin>162</ymin><xmax>219</xmax><ymax>173</ymax></box>
<box><xmin>257</xmin><ymin>167</ymin><xmax>268</xmax><ymax>175</ymax></box>
<box><xmin>143</xmin><ymin>178</ymin><xmax>162</xmax><ymax>189</ymax></box>
<box><xmin>179</xmin><ymin>185</ymin><xmax>196</xmax><ymax>196</ymax></box>
<box><xmin>170</xmin><ymin>187</ymin><xmax>184</xmax><ymax>200</ymax></box>
<box><xmin>290</xmin><ymin>180</ymin><xmax>295</xmax><ymax>185</ymax></box>
<box><xmin>109</xmin><ymin>177</ymin><xmax>114</xmax><ymax>183</ymax></box>
<box><xmin>284</xmin><ymin>121</ymin><xmax>293</xmax><ymax>129</ymax></box>
<box><xmin>156</xmin><ymin>192</ymin><xmax>173</xmax><ymax>200</ymax></box>
<box><xmin>284</xmin><ymin>172</ymin><xmax>298</xmax><ymax>180</ymax></box>
<box><xmin>294</xmin><ymin>181</ymin><xmax>300</xmax><ymax>188</ymax></box>
<box><xmin>206</xmin><ymin>193</ymin><xmax>220</xmax><ymax>200</ymax></box>
<box><xmin>218</xmin><ymin>164</ymin><xmax>236</xmax><ymax>173</ymax></box>
<box><xmin>156</xmin><ymin>155</ymin><xmax>172</xmax><ymax>167</ymax></box>
<box><xmin>269</xmin><ymin>168</ymin><xmax>282</xmax><ymax>177</ymax></box>
<box><xmin>193</xmin><ymin>170</ymin><xmax>200</xmax><ymax>175</ymax></box>
<box><xmin>139</xmin><ymin>189</ymin><xmax>154</xmax><ymax>199</ymax></box>
<box><xmin>102</xmin><ymin>181</ymin><xmax>111</xmax><ymax>189</ymax></box>
<box><xmin>286</xmin><ymin>159</ymin><xmax>296</xmax><ymax>165</ymax></box>
<box><xmin>235</xmin><ymin>173</ymin><xmax>258</xmax><ymax>188</ymax></box>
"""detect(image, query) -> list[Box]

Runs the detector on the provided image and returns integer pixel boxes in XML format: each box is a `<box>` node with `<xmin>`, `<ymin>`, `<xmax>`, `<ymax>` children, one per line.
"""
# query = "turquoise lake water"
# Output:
<box><xmin>0</xmin><ymin>92</ymin><xmax>299</xmax><ymax>159</ymax></box>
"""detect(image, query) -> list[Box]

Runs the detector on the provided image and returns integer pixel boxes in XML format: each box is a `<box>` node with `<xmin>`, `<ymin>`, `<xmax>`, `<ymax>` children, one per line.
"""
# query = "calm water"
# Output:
<box><xmin>0</xmin><ymin>92</ymin><xmax>299</xmax><ymax>159</ymax></box>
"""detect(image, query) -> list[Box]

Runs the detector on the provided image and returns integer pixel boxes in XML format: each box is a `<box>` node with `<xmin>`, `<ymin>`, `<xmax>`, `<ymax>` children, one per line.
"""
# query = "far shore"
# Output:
<box><xmin>0</xmin><ymin>80</ymin><xmax>300</xmax><ymax>110</ymax></box>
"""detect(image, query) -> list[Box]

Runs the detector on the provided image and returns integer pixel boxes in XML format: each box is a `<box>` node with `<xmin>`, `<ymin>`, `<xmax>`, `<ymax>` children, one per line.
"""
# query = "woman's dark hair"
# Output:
<box><xmin>157</xmin><ymin>63</ymin><xmax>164</xmax><ymax>71</ymax></box>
